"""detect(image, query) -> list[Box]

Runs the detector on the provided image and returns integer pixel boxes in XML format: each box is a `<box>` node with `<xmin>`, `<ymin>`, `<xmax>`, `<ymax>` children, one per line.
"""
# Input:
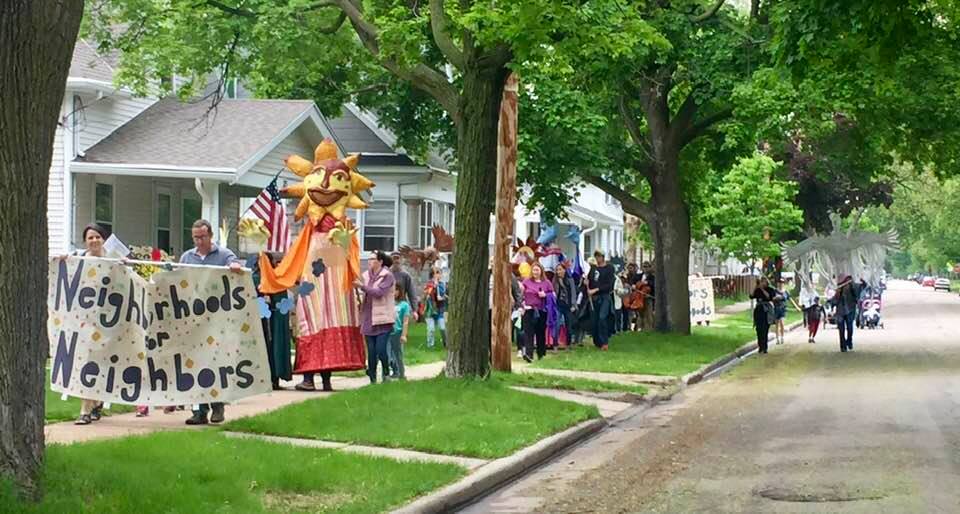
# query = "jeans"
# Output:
<box><xmin>426</xmin><ymin>315</ymin><xmax>446</xmax><ymax>348</ymax></box>
<box><xmin>387</xmin><ymin>332</ymin><xmax>405</xmax><ymax>379</ymax></box>
<box><xmin>591</xmin><ymin>295</ymin><xmax>612</xmax><ymax>347</ymax></box>
<box><xmin>365</xmin><ymin>332</ymin><xmax>391</xmax><ymax>382</ymax></box>
<box><xmin>522</xmin><ymin>309</ymin><xmax>547</xmax><ymax>359</ymax></box>
<box><xmin>838</xmin><ymin>312</ymin><xmax>856</xmax><ymax>350</ymax></box>
<box><xmin>620</xmin><ymin>308</ymin><xmax>633</xmax><ymax>331</ymax></box>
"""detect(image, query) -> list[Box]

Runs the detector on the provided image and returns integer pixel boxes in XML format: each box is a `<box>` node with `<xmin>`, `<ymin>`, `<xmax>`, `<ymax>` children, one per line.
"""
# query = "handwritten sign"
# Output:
<box><xmin>688</xmin><ymin>277</ymin><xmax>716</xmax><ymax>324</ymax></box>
<box><xmin>47</xmin><ymin>257</ymin><xmax>271</xmax><ymax>406</ymax></box>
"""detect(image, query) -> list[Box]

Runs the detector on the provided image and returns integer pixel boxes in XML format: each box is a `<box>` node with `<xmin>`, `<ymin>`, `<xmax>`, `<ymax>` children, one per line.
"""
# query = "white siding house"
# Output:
<box><xmin>49</xmin><ymin>42</ymin><xmax>625</xmax><ymax>265</ymax></box>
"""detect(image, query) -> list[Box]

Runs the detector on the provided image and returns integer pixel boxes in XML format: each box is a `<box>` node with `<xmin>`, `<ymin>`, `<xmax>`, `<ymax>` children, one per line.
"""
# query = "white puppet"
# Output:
<box><xmin>783</xmin><ymin>213</ymin><xmax>898</xmax><ymax>291</ymax></box>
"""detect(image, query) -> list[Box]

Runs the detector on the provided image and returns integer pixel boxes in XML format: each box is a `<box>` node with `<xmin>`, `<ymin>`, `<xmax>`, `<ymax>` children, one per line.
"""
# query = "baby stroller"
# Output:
<box><xmin>859</xmin><ymin>295</ymin><xmax>883</xmax><ymax>329</ymax></box>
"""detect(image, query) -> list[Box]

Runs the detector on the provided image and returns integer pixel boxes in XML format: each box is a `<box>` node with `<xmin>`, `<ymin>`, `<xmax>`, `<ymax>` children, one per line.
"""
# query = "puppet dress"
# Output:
<box><xmin>293</xmin><ymin>215</ymin><xmax>365</xmax><ymax>373</ymax></box>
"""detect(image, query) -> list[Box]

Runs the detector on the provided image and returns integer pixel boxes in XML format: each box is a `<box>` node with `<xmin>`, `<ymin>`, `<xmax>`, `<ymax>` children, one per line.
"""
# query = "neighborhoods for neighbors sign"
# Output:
<box><xmin>47</xmin><ymin>257</ymin><xmax>271</xmax><ymax>406</ymax></box>
<box><xmin>688</xmin><ymin>277</ymin><xmax>716</xmax><ymax>324</ymax></box>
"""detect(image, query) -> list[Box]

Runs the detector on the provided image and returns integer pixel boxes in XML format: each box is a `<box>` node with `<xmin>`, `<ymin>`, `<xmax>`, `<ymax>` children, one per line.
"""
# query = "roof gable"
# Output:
<box><xmin>68</xmin><ymin>40</ymin><xmax>116</xmax><ymax>83</ymax></box>
<box><xmin>77</xmin><ymin>98</ymin><xmax>320</xmax><ymax>171</ymax></box>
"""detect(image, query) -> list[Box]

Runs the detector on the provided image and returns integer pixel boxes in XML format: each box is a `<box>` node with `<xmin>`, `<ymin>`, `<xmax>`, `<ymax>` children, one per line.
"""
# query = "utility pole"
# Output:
<box><xmin>491</xmin><ymin>73</ymin><xmax>519</xmax><ymax>372</ymax></box>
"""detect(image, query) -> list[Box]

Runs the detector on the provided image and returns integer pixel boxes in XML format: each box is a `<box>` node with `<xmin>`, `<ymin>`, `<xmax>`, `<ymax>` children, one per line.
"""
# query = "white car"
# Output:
<box><xmin>934</xmin><ymin>278</ymin><xmax>951</xmax><ymax>292</ymax></box>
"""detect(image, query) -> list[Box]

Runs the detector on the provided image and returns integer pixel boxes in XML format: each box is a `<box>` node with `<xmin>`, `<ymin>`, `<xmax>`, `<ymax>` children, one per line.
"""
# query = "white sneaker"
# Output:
<box><xmin>517</xmin><ymin>350</ymin><xmax>523</xmax><ymax>358</ymax></box>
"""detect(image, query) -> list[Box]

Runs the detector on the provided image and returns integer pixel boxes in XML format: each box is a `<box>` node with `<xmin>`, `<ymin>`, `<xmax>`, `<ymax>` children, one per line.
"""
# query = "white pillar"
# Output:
<box><xmin>194</xmin><ymin>178</ymin><xmax>221</xmax><ymax>242</ymax></box>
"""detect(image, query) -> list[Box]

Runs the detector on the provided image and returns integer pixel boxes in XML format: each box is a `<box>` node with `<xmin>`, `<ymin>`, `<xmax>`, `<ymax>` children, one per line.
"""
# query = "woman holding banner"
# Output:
<box><xmin>69</xmin><ymin>224</ymin><xmax>109</xmax><ymax>425</ymax></box>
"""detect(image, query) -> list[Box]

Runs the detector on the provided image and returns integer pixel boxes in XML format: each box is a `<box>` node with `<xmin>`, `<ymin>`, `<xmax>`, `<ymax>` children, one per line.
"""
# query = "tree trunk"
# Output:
<box><xmin>445</xmin><ymin>66</ymin><xmax>509</xmax><ymax>378</ymax></box>
<box><xmin>0</xmin><ymin>0</ymin><xmax>83</xmax><ymax>498</ymax></box>
<box><xmin>650</xmin><ymin>157</ymin><xmax>692</xmax><ymax>335</ymax></box>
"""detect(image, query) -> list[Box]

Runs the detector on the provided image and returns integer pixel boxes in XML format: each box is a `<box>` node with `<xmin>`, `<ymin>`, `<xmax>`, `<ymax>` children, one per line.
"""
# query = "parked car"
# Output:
<box><xmin>922</xmin><ymin>276</ymin><xmax>936</xmax><ymax>287</ymax></box>
<box><xmin>934</xmin><ymin>278</ymin><xmax>952</xmax><ymax>292</ymax></box>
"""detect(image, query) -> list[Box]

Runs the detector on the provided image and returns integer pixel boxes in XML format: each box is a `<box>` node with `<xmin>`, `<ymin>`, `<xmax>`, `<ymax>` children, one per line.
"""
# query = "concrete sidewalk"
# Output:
<box><xmin>45</xmin><ymin>361</ymin><xmax>446</xmax><ymax>445</ymax></box>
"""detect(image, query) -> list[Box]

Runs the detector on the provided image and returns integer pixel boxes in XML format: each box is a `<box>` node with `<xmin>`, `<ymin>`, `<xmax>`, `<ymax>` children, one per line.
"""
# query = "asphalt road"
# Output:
<box><xmin>461</xmin><ymin>280</ymin><xmax>960</xmax><ymax>513</ymax></box>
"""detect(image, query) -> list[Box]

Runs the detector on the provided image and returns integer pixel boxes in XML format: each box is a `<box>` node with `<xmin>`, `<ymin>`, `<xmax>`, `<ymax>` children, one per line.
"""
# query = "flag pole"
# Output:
<box><xmin>231</xmin><ymin>168</ymin><xmax>286</xmax><ymax>235</ymax></box>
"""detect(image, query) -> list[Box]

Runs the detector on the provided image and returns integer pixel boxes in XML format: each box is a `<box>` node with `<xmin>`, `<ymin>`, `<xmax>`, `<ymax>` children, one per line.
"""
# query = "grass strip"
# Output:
<box><xmin>226</xmin><ymin>377</ymin><xmax>599</xmax><ymax>459</ymax></box>
<box><xmin>533</xmin><ymin>308</ymin><xmax>801</xmax><ymax>377</ymax></box>
<box><xmin>493</xmin><ymin>371</ymin><xmax>647</xmax><ymax>395</ymax></box>
<box><xmin>0</xmin><ymin>431</ymin><xmax>464</xmax><ymax>514</ymax></box>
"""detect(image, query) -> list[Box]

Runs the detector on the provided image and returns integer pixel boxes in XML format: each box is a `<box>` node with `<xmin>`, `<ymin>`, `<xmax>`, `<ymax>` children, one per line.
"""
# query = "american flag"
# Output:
<box><xmin>249</xmin><ymin>176</ymin><xmax>289</xmax><ymax>251</ymax></box>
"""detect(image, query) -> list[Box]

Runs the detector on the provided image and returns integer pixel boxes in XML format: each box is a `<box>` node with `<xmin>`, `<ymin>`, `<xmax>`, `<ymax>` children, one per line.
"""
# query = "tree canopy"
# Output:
<box><xmin>706</xmin><ymin>153</ymin><xmax>803</xmax><ymax>265</ymax></box>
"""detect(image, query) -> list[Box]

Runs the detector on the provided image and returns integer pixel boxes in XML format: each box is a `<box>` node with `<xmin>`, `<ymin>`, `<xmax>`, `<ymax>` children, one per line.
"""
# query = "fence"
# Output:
<box><xmin>711</xmin><ymin>274</ymin><xmax>757</xmax><ymax>299</ymax></box>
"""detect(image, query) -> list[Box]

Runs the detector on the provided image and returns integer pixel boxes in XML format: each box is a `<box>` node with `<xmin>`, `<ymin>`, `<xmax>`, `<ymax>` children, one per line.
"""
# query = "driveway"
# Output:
<box><xmin>461</xmin><ymin>281</ymin><xmax>960</xmax><ymax>513</ymax></box>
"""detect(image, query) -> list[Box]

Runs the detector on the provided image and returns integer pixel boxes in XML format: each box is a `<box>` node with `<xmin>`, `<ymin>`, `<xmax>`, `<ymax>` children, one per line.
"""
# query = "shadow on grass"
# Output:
<box><xmin>1</xmin><ymin>431</ymin><xmax>464</xmax><ymax>513</ymax></box>
<box><xmin>226</xmin><ymin>377</ymin><xmax>599</xmax><ymax>459</ymax></box>
<box><xmin>533</xmin><ymin>310</ymin><xmax>801</xmax><ymax>377</ymax></box>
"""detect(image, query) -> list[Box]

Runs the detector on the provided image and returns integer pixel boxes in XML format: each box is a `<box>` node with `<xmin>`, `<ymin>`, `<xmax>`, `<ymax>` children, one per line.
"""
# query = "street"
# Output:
<box><xmin>462</xmin><ymin>281</ymin><xmax>960</xmax><ymax>513</ymax></box>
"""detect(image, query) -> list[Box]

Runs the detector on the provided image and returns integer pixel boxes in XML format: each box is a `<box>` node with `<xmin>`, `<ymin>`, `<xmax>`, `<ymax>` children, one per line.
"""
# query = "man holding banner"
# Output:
<box><xmin>180</xmin><ymin>219</ymin><xmax>243</xmax><ymax>425</ymax></box>
<box><xmin>48</xmin><ymin>221</ymin><xmax>271</xmax><ymax>429</ymax></box>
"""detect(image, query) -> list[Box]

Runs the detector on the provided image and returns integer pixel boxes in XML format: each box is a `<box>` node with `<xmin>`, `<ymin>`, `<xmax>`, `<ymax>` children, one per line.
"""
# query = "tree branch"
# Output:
<box><xmin>205</xmin><ymin>0</ymin><xmax>256</xmax><ymax>18</ymax></box>
<box><xmin>670</xmin><ymin>90</ymin><xmax>699</xmax><ymax>143</ymax></box>
<box><xmin>476</xmin><ymin>44</ymin><xmax>512</xmax><ymax>72</ymax></box>
<box><xmin>584</xmin><ymin>175</ymin><xmax>655</xmax><ymax>222</ymax></box>
<box><xmin>316</xmin><ymin>11</ymin><xmax>347</xmax><ymax>34</ymax></box>
<box><xmin>691</xmin><ymin>0</ymin><xmax>726</xmax><ymax>23</ymax></box>
<box><xmin>331</xmin><ymin>0</ymin><xmax>461</xmax><ymax>123</ymax></box>
<box><xmin>618</xmin><ymin>93</ymin><xmax>655</xmax><ymax>167</ymax></box>
<box><xmin>348</xmin><ymin>82</ymin><xmax>390</xmax><ymax>95</ymax></box>
<box><xmin>429</xmin><ymin>0</ymin><xmax>465</xmax><ymax>70</ymax></box>
<box><xmin>680</xmin><ymin>106</ymin><xmax>734</xmax><ymax>147</ymax></box>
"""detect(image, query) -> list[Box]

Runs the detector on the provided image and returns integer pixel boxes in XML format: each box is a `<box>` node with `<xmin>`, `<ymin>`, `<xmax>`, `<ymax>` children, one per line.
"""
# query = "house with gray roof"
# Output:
<box><xmin>48</xmin><ymin>41</ymin><xmax>459</xmax><ymax>257</ymax></box>
<box><xmin>49</xmin><ymin>40</ymin><xmax>623</xmax><ymax>263</ymax></box>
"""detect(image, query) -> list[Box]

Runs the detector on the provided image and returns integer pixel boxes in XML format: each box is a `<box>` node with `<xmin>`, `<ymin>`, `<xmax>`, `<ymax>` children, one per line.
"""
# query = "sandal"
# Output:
<box><xmin>74</xmin><ymin>414</ymin><xmax>92</xmax><ymax>425</ymax></box>
<box><xmin>90</xmin><ymin>404</ymin><xmax>103</xmax><ymax>421</ymax></box>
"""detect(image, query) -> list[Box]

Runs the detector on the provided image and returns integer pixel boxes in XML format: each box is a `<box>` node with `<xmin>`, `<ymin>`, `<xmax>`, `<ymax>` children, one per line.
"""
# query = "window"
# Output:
<box><xmin>182</xmin><ymin>196</ymin><xmax>202</xmax><ymax>250</ymax></box>
<box><xmin>95</xmin><ymin>182</ymin><xmax>113</xmax><ymax>235</ymax></box>
<box><xmin>419</xmin><ymin>201</ymin><xmax>434</xmax><ymax>247</ymax></box>
<box><xmin>363</xmin><ymin>199</ymin><xmax>396</xmax><ymax>252</ymax></box>
<box><xmin>526</xmin><ymin>222</ymin><xmax>541</xmax><ymax>242</ymax></box>
<box><xmin>437</xmin><ymin>202</ymin><xmax>456</xmax><ymax>233</ymax></box>
<box><xmin>156</xmin><ymin>191</ymin><xmax>172</xmax><ymax>253</ymax></box>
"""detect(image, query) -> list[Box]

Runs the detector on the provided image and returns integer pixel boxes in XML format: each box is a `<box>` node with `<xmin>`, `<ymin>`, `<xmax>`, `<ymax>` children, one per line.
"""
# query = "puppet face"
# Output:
<box><xmin>282</xmin><ymin>139</ymin><xmax>374</xmax><ymax>224</ymax></box>
<box><xmin>304</xmin><ymin>160</ymin><xmax>352</xmax><ymax>209</ymax></box>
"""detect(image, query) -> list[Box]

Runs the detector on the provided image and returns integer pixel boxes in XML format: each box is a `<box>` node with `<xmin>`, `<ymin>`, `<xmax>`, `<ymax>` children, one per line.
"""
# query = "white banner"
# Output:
<box><xmin>689</xmin><ymin>277</ymin><xmax>716</xmax><ymax>324</ymax></box>
<box><xmin>47</xmin><ymin>257</ymin><xmax>271</xmax><ymax>406</ymax></box>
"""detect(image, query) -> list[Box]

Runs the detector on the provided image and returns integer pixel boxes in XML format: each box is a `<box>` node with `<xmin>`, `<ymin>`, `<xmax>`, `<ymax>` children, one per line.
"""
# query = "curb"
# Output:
<box><xmin>391</xmin><ymin>417</ymin><xmax>607</xmax><ymax>514</ymax></box>
<box><xmin>682</xmin><ymin>319</ymin><xmax>804</xmax><ymax>386</ymax></box>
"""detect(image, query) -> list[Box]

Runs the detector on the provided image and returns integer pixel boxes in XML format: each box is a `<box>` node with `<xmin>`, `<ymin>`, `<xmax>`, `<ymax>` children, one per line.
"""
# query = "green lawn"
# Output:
<box><xmin>400</xmin><ymin>322</ymin><xmax>447</xmax><ymax>366</ymax></box>
<box><xmin>226</xmin><ymin>377</ymin><xmax>599</xmax><ymax>459</ymax></box>
<box><xmin>493</xmin><ymin>372</ymin><xmax>648</xmax><ymax>395</ymax></box>
<box><xmin>0</xmin><ymin>431</ymin><xmax>463</xmax><ymax>514</ymax></box>
<box><xmin>714</xmin><ymin>293</ymin><xmax>749</xmax><ymax>311</ymax></box>
<box><xmin>335</xmin><ymin>322</ymin><xmax>446</xmax><ymax>378</ymax></box>
<box><xmin>45</xmin><ymin>380</ymin><xmax>135</xmax><ymax>424</ymax></box>
<box><xmin>533</xmin><ymin>308</ymin><xmax>801</xmax><ymax>377</ymax></box>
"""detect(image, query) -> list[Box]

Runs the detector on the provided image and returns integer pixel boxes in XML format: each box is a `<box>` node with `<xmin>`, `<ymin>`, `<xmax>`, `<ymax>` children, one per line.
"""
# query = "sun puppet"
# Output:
<box><xmin>257</xmin><ymin>138</ymin><xmax>374</xmax><ymax>381</ymax></box>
